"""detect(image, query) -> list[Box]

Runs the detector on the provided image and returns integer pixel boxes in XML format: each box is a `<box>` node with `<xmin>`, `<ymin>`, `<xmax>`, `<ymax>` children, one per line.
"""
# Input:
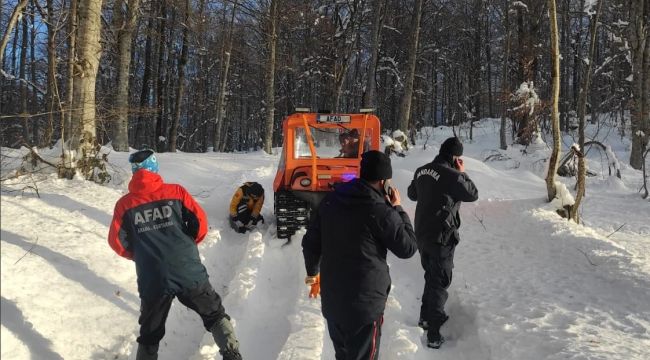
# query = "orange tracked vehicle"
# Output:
<box><xmin>272</xmin><ymin>111</ymin><xmax>381</xmax><ymax>240</ymax></box>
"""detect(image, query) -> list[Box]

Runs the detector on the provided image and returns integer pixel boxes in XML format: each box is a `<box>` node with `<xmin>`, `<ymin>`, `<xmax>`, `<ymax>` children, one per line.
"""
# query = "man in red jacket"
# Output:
<box><xmin>108</xmin><ymin>149</ymin><xmax>243</xmax><ymax>360</ymax></box>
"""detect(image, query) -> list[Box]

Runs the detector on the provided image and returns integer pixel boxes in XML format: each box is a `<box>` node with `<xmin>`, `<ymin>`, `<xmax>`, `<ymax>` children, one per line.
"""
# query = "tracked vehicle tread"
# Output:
<box><xmin>275</xmin><ymin>191</ymin><xmax>311</xmax><ymax>240</ymax></box>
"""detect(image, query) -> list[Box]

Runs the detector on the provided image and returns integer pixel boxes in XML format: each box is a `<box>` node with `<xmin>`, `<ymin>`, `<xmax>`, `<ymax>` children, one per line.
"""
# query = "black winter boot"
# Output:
<box><xmin>219</xmin><ymin>348</ymin><xmax>243</xmax><ymax>360</ymax></box>
<box><xmin>419</xmin><ymin>314</ymin><xmax>448</xmax><ymax>330</ymax></box>
<box><xmin>135</xmin><ymin>344</ymin><xmax>159</xmax><ymax>360</ymax></box>
<box><xmin>427</xmin><ymin>334</ymin><xmax>445</xmax><ymax>349</ymax></box>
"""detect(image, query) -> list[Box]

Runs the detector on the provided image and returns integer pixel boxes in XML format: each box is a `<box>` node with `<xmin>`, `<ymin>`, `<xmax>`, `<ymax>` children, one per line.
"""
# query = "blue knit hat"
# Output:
<box><xmin>129</xmin><ymin>149</ymin><xmax>159</xmax><ymax>174</ymax></box>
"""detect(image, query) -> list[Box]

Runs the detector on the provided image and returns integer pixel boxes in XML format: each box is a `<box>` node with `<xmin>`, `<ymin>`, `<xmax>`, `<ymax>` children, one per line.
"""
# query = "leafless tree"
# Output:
<box><xmin>545</xmin><ymin>0</ymin><xmax>562</xmax><ymax>202</ymax></box>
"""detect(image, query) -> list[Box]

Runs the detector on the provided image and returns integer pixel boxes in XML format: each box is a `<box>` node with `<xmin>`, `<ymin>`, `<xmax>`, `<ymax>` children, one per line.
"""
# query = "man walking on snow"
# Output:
<box><xmin>407</xmin><ymin>137</ymin><xmax>479</xmax><ymax>349</ymax></box>
<box><xmin>108</xmin><ymin>149</ymin><xmax>243</xmax><ymax>360</ymax></box>
<box><xmin>302</xmin><ymin>150</ymin><xmax>418</xmax><ymax>360</ymax></box>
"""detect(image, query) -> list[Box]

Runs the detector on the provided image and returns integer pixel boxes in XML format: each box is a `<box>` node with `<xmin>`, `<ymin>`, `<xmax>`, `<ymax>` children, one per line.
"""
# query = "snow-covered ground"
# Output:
<box><xmin>1</xmin><ymin>119</ymin><xmax>649</xmax><ymax>360</ymax></box>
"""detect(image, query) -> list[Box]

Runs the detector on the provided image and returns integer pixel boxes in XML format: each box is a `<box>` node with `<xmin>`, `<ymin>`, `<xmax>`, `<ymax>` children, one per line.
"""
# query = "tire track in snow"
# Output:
<box><xmin>275</xmin><ymin>229</ymin><xmax>327</xmax><ymax>360</ymax></box>
<box><xmin>188</xmin><ymin>226</ymin><xmax>305</xmax><ymax>360</ymax></box>
<box><xmin>156</xmin><ymin>158</ymin><xmax>274</xmax><ymax>360</ymax></box>
<box><xmin>156</xmin><ymin>229</ymin><xmax>250</xmax><ymax>360</ymax></box>
<box><xmin>234</xmin><ymin>230</ymin><xmax>305</xmax><ymax>359</ymax></box>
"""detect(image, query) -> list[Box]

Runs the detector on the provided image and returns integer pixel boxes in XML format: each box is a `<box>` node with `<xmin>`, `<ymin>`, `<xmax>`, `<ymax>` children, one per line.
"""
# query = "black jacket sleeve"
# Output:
<box><xmin>450</xmin><ymin>172</ymin><xmax>479</xmax><ymax>202</ymax></box>
<box><xmin>302</xmin><ymin>208</ymin><xmax>322</xmax><ymax>276</ymax></box>
<box><xmin>376</xmin><ymin>205</ymin><xmax>418</xmax><ymax>259</ymax></box>
<box><xmin>407</xmin><ymin>171</ymin><xmax>418</xmax><ymax>201</ymax></box>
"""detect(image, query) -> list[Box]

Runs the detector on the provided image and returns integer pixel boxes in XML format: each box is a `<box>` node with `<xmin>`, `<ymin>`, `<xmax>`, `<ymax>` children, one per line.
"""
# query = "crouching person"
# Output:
<box><xmin>229</xmin><ymin>182</ymin><xmax>265</xmax><ymax>233</ymax></box>
<box><xmin>108</xmin><ymin>149</ymin><xmax>243</xmax><ymax>360</ymax></box>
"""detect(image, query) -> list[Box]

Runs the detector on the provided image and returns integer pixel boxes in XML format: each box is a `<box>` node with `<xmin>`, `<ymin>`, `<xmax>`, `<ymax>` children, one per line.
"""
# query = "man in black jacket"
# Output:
<box><xmin>302</xmin><ymin>150</ymin><xmax>417</xmax><ymax>360</ymax></box>
<box><xmin>407</xmin><ymin>137</ymin><xmax>478</xmax><ymax>349</ymax></box>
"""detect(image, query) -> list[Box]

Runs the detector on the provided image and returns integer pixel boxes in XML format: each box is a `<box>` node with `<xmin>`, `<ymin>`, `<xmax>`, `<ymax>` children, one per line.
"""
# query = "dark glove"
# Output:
<box><xmin>230</xmin><ymin>216</ymin><xmax>245</xmax><ymax>232</ymax></box>
<box><xmin>230</xmin><ymin>215</ymin><xmax>241</xmax><ymax>225</ymax></box>
<box><xmin>252</xmin><ymin>214</ymin><xmax>265</xmax><ymax>225</ymax></box>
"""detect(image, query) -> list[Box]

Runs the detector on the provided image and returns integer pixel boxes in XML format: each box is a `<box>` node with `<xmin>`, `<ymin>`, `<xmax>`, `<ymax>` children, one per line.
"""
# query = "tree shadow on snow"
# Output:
<box><xmin>1</xmin><ymin>229</ymin><xmax>139</xmax><ymax>315</ymax></box>
<box><xmin>1</xmin><ymin>296</ymin><xmax>65</xmax><ymax>360</ymax></box>
<box><xmin>39</xmin><ymin>192</ymin><xmax>113</xmax><ymax>225</ymax></box>
<box><xmin>1</xmin><ymin>190</ymin><xmax>113</xmax><ymax>226</ymax></box>
<box><xmin>8</xmin><ymin>200</ymin><xmax>109</xmax><ymax>242</ymax></box>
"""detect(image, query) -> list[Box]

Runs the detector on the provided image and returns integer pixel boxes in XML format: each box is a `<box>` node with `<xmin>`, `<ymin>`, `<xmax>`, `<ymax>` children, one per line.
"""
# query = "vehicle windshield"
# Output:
<box><xmin>294</xmin><ymin>127</ymin><xmax>371</xmax><ymax>159</ymax></box>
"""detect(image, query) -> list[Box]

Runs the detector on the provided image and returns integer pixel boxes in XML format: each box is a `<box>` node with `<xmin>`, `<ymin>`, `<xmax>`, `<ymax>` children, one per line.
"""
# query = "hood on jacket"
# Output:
<box><xmin>433</xmin><ymin>154</ymin><xmax>456</xmax><ymax>168</ymax></box>
<box><xmin>129</xmin><ymin>170</ymin><xmax>164</xmax><ymax>194</ymax></box>
<box><xmin>333</xmin><ymin>178</ymin><xmax>388</xmax><ymax>207</ymax></box>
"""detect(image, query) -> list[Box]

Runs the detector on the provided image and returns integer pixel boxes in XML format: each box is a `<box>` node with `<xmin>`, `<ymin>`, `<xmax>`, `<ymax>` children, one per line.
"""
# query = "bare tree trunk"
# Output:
<box><xmin>485</xmin><ymin>7</ymin><xmax>494</xmax><ymax>118</ymax></box>
<box><xmin>112</xmin><ymin>0</ymin><xmax>141</xmax><ymax>151</ymax></box>
<box><xmin>331</xmin><ymin>1</ymin><xmax>362</xmax><ymax>112</ymax></box>
<box><xmin>29</xmin><ymin>1</ymin><xmax>38</xmax><ymax>144</ymax></box>
<box><xmin>134</xmin><ymin>4</ymin><xmax>155</xmax><ymax>148</ymax></box>
<box><xmin>499</xmin><ymin>0</ymin><xmax>510</xmax><ymax>150</ymax></box>
<box><xmin>160</xmin><ymin>8</ymin><xmax>176</xmax><ymax>152</ymax></box>
<box><xmin>362</xmin><ymin>0</ymin><xmax>384</xmax><ymax>108</ymax></box>
<box><xmin>61</xmin><ymin>0</ymin><xmax>77</xmax><ymax>176</ymax></box>
<box><xmin>11</xmin><ymin>21</ymin><xmax>19</xmax><ymax>74</ymax></box>
<box><xmin>398</xmin><ymin>0</ymin><xmax>423</xmax><ymax>134</ymax></box>
<box><xmin>560</xmin><ymin>0</ymin><xmax>570</xmax><ymax>132</ymax></box>
<box><xmin>629</xmin><ymin>0</ymin><xmax>649</xmax><ymax>169</ymax></box>
<box><xmin>545</xmin><ymin>0</ymin><xmax>562</xmax><ymax>202</ymax></box>
<box><xmin>0</xmin><ymin>0</ymin><xmax>29</xmax><ymax>64</ymax></box>
<box><xmin>642</xmin><ymin>148</ymin><xmax>649</xmax><ymax>198</ymax></box>
<box><xmin>571</xmin><ymin>0</ymin><xmax>603</xmax><ymax>223</ymax></box>
<box><xmin>0</xmin><ymin>0</ymin><xmax>3</xmax><ymax>65</ymax></box>
<box><xmin>333</xmin><ymin>60</ymin><xmax>351</xmax><ymax>112</ymax></box>
<box><xmin>572</xmin><ymin>0</ymin><xmax>585</xmax><ymax>112</ymax></box>
<box><xmin>20</xmin><ymin>11</ymin><xmax>29</xmax><ymax>144</ymax></box>
<box><xmin>214</xmin><ymin>0</ymin><xmax>238</xmax><ymax>152</ymax></box>
<box><xmin>45</xmin><ymin>0</ymin><xmax>59</xmax><ymax>147</ymax></box>
<box><xmin>169</xmin><ymin>0</ymin><xmax>189</xmax><ymax>152</ymax></box>
<box><xmin>431</xmin><ymin>55</ymin><xmax>438</xmax><ymax>125</ymax></box>
<box><xmin>263</xmin><ymin>0</ymin><xmax>279</xmax><ymax>154</ymax></box>
<box><xmin>154</xmin><ymin>0</ymin><xmax>167</xmax><ymax>151</ymax></box>
<box><xmin>473</xmin><ymin>0</ymin><xmax>483</xmax><ymax>124</ymax></box>
<box><xmin>64</xmin><ymin>0</ymin><xmax>105</xmax><ymax>181</ymax></box>
<box><xmin>193</xmin><ymin>0</ymin><xmax>207</xmax><ymax>152</ymax></box>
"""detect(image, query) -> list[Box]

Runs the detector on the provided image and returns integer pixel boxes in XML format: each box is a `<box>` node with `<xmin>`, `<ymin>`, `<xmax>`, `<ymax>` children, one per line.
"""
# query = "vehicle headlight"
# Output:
<box><xmin>300</xmin><ymin>178</ymin><xmax>311</xmax><ymax>187</ymax></box>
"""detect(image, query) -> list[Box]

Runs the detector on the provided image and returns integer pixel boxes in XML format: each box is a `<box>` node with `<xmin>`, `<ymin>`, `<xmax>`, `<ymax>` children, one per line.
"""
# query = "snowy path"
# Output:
<box><xmin>1</xmin><ymin>121</ymin><xmax>648</xmax><ymax>359</ymax></box>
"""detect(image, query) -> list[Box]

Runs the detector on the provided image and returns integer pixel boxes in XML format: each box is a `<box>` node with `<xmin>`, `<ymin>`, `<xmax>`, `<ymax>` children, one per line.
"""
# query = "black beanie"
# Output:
<box><xmin>439</xmin><ymin>137</ymin><xmax>463</xmax><ymax>157</ymax></box>
<box><xmin>360</xmin><ymin>150</ymin><xmax>392</xmax><ymax>181</ymax></box>
<box><xmin>245</xmin><ymin>182</ymin><xmax>264</xmax><ymax>196</ymax></box>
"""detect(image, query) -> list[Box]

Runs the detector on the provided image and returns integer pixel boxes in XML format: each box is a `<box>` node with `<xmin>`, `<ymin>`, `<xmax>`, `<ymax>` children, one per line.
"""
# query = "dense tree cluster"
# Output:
<box><xmin>0</xmin><ymin>0</ymin><xmax>648</xmax><ymax>169</ymax></box>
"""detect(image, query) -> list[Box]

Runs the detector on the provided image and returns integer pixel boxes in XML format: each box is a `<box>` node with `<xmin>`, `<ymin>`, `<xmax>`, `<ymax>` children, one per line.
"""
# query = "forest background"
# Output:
<box><xmin>1</xmin><ymin>0</ymin><xmax>647</xmax><ymax>171</ymax></box>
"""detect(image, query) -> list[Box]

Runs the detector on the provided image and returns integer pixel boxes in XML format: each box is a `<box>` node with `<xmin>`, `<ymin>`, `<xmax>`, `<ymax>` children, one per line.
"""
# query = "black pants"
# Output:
<box><xmin>327</xmin><ymin>315</ymin><xmax>383</xmax><ymax>360</ymax></box>
<box><xmin>419</xmin><ymin>245</ymin><xmax>455</xmax><ymax>339</ymax></box>
<box><xmin>137</xmin><ymin>281</ymin><xmax>228</xmax><ymax>345</ymax></box>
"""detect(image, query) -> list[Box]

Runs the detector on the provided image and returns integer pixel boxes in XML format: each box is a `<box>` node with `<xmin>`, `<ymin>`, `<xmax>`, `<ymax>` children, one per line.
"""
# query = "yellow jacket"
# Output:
<box><xmin>229</xmin><ymin>187</ymin><xmax>264</xmax><ymax>218</ymax></box>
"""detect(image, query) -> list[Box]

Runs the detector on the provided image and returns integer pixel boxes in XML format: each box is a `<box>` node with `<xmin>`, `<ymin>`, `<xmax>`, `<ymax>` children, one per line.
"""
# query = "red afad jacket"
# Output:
<box><xmin>108</xmin><ymin>170</ymin><xmax>209</xmax><ymax>297</ymax></box>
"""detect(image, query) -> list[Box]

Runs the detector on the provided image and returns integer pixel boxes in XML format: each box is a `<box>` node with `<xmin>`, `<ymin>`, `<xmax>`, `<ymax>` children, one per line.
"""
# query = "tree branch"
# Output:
<box><xmin>606</xmin><ymin>223</ymin><xmax>626</xmax><ymax>238</ymax></box>
<box><xmin>576</xmin><ymin>247</ymin><xmax>597</xmax><ymax>266</ymax></box>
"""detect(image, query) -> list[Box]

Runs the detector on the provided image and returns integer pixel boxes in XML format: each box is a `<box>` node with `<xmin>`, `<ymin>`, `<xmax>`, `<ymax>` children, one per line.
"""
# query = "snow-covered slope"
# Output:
<box><xmin>1</xmin><ymin>120</ymin><xmax>648</xmax><ymax>360</ymax></box>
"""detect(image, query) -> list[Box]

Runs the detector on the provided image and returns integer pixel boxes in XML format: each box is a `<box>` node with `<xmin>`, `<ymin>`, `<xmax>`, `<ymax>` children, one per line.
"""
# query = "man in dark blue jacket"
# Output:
<box><xmin>109</xmin><ymin>150</ymin><xmax>243</xmax><ymax>360</ymax></box>
<box><xmin>302</xmin><ymin>150</ymin><xmax>417</xmax><ymax>360</ymax></box>
<box><xmin>408</xmin><ymin>137</ymin><xmax>479</xmax><ymax>349</ymax></box>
